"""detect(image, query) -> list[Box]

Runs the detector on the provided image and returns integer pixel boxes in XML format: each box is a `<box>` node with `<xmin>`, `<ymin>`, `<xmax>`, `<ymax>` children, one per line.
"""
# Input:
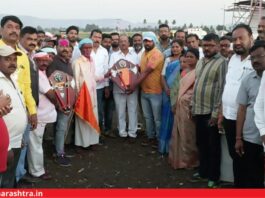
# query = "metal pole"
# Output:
<box><xmin>223</xmin><ymin>5</ymin><xmax>226</xmax><ymax>32</ymax></box>
<box><xmin>259</xmin><ymin>0</ymin><xmax>263</xmax><ymax>19</ymax></box>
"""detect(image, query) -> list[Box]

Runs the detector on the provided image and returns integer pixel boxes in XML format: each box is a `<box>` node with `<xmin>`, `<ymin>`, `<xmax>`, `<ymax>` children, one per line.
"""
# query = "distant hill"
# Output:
<box><xmin>0</xmin><ymin>14</ymin><xmax>156</xmax><ymax>29</ymax></box>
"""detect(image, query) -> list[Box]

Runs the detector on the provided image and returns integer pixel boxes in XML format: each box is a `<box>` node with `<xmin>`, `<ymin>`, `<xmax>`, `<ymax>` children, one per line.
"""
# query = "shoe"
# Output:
<box><xmin>107</xmin><ymin>130</ymin><xmax>117</xmax><ymax>138</ymax></box>
<box><xmin>55</xmin><ymin>155</ymin><xmax>71</xmax><ymax>167</ymax></box>
<box><xmin>18</xmin><ymin>174</ymin><xmax>39</xmax><ymax>184</ymax></box>
<box><xmin>137</xmin><ymin>123</ymin><xmax>142</xmax><ymax>130</ymax></box>
<box><xmin>190</xmin><ymin>172</ymin><xmax>208</xmax><ymax>182</ymax></box>
<box><xmin>35</xmin><ymin>173</ymin><xmax>52</xmax><ymax>180</ymax></box>
<box><xmin>141</xmin><ymin>138</ymin><xmax>155</xmax><ymax>147</ymax></box>
<box><xmin>208</xmin><ymin>180</ymin><xmax>219</xmax><ymax>188</ymax></box>
<box><xmin>65</xmin><ymin>151</ymin><xmax>75</xmax><ymax>158</ymax></box>
<box><xmin>151</xmin><ymin>139</ymin><xmax>158</xmax><ymax>149</ymax></box>
<box><xmin>75</xmin><ymin>147</ymin><xmax>85</xmax><ymax>154</ymax></box>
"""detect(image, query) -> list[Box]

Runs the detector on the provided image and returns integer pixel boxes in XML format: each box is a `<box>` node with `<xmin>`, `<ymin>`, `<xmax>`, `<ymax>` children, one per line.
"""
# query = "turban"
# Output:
<box><xmin>33</xmin><ymin>52</ymin><xmax>50</xmax><ymax>60</ymax></box>
<box><xmin>40</xmin><ymin>47</ymin><xmax>57</xmax><ymax>55</ymax></box>
<box><xmin>58</xmin><ymin>39</ymin><xmax>70</xmax><ymax>47</ymax></box>
<box><xmin>143</xmin><ymin>32</ymin><xmax>158</xmax><ymax>44</ymax></box>
<box><xmin>78</xmin><ymin>38</ymin><xmax>93</xmax><ymax>49</ymax></box>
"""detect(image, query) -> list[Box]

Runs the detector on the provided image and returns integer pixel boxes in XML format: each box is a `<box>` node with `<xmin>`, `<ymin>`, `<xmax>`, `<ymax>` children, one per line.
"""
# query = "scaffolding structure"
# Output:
<box><xmin>226</xmin><ymin>0</ymin><xmax>265</xmax><ymax>34</ymax></box>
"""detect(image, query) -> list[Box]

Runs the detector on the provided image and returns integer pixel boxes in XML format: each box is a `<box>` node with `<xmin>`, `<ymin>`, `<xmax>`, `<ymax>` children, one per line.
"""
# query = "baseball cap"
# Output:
<box><xmin>0</xmin><ymin>45</ymin><xmax>22</xmax><ymax>57</ymax></box>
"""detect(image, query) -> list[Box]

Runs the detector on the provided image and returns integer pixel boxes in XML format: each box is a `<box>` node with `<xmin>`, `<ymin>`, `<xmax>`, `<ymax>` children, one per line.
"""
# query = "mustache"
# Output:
<box><xmin>258</xmin><ymin>30</ymin><xmax>264</xmax><ymax>34</ymax></box>
<box><xmin>29</xmin><ymin>44</ymin><xmax>36</xmax><ymax>48</ymax></box>
<box><xmin>40</xmin><ymin>64</ymin><xmax>49</xmax><ymax>67</ymax></box>
<box><xmin>8</xmin><ymin>64</ymin><xmax>17</xmax><ymax>68</ymax></box>
<box><xmin>234</xmin><ymin>44</ymin><xmax>243</xmax><ymax>48</ymax></box>
<box><xmin>9</xmin><ymin>32</ymin><xmax>18</xmax><ymax>37</ymax></box>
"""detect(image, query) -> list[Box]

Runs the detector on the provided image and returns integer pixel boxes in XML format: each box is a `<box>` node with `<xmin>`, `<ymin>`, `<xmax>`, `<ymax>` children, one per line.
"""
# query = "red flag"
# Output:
<box><xmin>74</xmin><ymin>82</ymin><xmax>100</xmax><ymax>133</ymax></box>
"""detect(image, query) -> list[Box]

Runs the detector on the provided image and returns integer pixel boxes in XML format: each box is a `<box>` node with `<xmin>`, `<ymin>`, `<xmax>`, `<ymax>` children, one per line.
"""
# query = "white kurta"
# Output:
<box><xmin>72</xmin><ymin>55</ymin><xmax>99</xmax><ymax>147</ymax></box>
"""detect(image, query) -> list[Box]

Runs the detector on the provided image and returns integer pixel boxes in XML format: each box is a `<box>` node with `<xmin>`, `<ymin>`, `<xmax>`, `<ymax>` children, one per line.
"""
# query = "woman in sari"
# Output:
<box><xmin>168</xmin><ymin>48</ymin><xmax>199</xmax><ymax>169</ymax></box>
<box><xmin>159</xmin><ymin>39</ymin><xmax>184</xmax><ymax>154</ymax></box>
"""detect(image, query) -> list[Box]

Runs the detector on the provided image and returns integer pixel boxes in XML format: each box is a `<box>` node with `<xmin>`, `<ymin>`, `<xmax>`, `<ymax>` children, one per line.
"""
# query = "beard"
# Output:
<box><xmin>160</xmin><ymin>35</ymin><xmax>168</xmax><ymax>41</ymax></box>
<box><xmin>233</xmin><ymin>46</ymin><xmax>247</xmax><ymax>55</ymax></box>
<box><xmin>133</xmin><ymin>44</ymin><xmax>142</xmax><ymax>51</ymax></box>
<box><xmin>144</xmin><ymin>45</ymin><xmax>154</xmax><ymax>51</ymax></box>
<box><xmin>258</xmin><ymin>31</ymin><xmax>265</xmax><ymax>39</ymax></box>
<box><xmin>67</xmin><ymin>36</ymin><xmax>77</xmax><ymax>43</ymax></box>
<box><xmin>111</xmin><ymin>43</ymin><xmax>119</xmax><ymax>48</ymax></box>
<box><xmin>203</xmin><ymin>51</ymin><xmax>217</xmax><ymax>59</ymax></box>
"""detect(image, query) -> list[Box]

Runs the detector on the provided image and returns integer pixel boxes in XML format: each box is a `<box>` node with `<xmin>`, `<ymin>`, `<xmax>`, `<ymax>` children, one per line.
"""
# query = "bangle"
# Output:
<box><xmin>236</xmin><ymin>137</ymin><xmax>242</xmax><ymax>140</ymax></box>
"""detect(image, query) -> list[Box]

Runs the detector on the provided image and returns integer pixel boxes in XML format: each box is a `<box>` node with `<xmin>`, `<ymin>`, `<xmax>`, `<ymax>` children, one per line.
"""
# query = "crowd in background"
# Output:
<box><xmin>1</xmin><ymin>14</ymin><xmax>265</xmax><ymax>188</ymax></box>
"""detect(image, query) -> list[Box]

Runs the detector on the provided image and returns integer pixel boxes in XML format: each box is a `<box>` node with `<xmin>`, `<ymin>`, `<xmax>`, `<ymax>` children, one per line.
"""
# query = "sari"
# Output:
<box><xmin>159</xmin><ymin>59</ymin><xmax>180</xmax><ymax>154</ymax></box>
<box><xmin>168</xmin><ymin>69</ymin><xmax>199</xmax><ymax>169</ymax></box>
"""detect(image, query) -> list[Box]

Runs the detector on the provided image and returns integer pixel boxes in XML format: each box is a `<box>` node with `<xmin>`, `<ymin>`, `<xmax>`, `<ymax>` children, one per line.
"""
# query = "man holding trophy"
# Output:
<box><xmin>109</xmin><ymin>35</ymin><xmax>139</xmax><ymax>142</ymax></box>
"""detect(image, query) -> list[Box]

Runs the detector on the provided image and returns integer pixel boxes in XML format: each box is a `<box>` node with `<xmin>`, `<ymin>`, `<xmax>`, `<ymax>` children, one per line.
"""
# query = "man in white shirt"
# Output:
<box><xmin>16</xmin><ymin>26</ymin><xmax>39</xmax><ymax>183</ymax></box>
<box><xmin>66</xmin><ymin>25</ymin><xmax>81</xmax><ymax>62</ymax></box>
<box><xmin>109</xmin><ymin>32</ymin><xmax>120</xmax><ymax>55</ymax></box>
<box><xmin>186</xmin><ymin>34</ymin><xmax>204</xmax><ymax>59</ymax></box>
<box><xmin>131</xmin><ymin>33</ymin><xmax>145</xmax><ymax>63</ymax></box>
<box><xmin>109</xmin><ymin>35</ymin><xmax>139</xmax><ymax>141</ymax></box>
<box><xmin>0</xmin><ymin>45</ymin><xmax>27</xmax><ymax>187</ymax></box>
<box><xmin>220</xmin><ymin>23</ymin><xmax>253</xmax><ymax>187</ymax></box>
<box><xmin>90</xmin><ymin>29</ymin><xmax>109</xmax><ymax>132</ymax></box>
<box><xmin>131</xmin><ymin>33</ymin><xmax>145</xmax><ymax>132</ymax></box>
<box><xmin>27</xmin><ymin>52</ymin><xmax>57</xmax><ymax>180</ymax></box>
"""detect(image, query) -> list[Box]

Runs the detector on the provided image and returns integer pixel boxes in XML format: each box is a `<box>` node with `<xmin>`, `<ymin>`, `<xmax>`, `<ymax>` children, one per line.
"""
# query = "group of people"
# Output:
<box><xmin>1</xmin><ymin>14</ymin><xmax>265</xmax><ymax>189</ymax></box>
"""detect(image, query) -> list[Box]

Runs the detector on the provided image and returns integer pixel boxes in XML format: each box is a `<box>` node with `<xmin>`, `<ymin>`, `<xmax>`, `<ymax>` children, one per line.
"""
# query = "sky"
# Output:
<box><xmin>0</xmin><ymin>0</ymin><xmax>238</xmax><ymax>25</ymax></box>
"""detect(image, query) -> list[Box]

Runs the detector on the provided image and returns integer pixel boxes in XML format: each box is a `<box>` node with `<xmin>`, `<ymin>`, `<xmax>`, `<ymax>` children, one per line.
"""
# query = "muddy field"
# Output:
<box><xmin>19</xmin><ymin>129</ymin><xmax>217</xmax><ymax>189</ymax></box>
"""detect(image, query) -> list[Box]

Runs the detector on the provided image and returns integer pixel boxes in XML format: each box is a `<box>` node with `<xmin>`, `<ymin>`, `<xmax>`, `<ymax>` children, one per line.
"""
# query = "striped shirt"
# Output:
<box><xmin>191</xmin><ymin>53</ymin><xmax>227</xmax><ymax>118</ymax></box>
<box><xmin>140</xmin><ymin>47</ymin><xmax>164</xmax><ymax>94</ymax></box>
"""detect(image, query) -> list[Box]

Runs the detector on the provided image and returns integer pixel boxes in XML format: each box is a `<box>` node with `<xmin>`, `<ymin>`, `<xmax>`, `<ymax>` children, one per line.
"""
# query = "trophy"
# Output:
<box><xmin>110</xmin><ymin>59</ymin><xmax>139</xmax><ymax>93</ymax></box>
<box><xmin>48</xmin><ymin>70</ymin><xmax>75</xmax><ymax>113</ymax></box>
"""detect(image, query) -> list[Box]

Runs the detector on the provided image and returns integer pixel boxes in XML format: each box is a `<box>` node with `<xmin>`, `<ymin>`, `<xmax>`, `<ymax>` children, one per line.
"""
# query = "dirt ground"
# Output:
<box><xmin>19</xmin><ymin>128</ymin><xmax>217</xmax><ymax>189</ymax></box>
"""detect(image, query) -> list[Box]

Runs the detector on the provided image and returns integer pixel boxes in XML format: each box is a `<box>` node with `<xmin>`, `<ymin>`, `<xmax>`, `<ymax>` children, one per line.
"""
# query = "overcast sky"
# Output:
<box><xmin>1</xmin><ymin>0</ymin><xmax>238</xmax><ymax>25</ymax></box>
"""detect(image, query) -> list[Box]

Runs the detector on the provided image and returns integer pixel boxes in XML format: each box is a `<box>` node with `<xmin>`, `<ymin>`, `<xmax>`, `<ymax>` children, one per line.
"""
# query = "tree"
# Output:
<box><xmin>209</xmin><ymin>25</ymin><xmax>216</xmax><ymax>33</ymax></box>
<box><xmin>143</xmin><ymin>19</ymin><xmax>147</xmax><ymax>24</ymax></box>
<box><xmin>84</xmin><ymin>24</ymin><xmax>99</xmax><ymax>32</ymax></box>
<box><xmin>202</xmin><ymin>25</ymin><xmax>210</xmax><ymax>33</ymax></box>
<box><xmin>36</xmin><ymin>25</ymin><xmax>43</xmax><ymax>30</ymax></box>
<box><xmin>172</xmin><ymin>20</ymin><xmax>176</xmax><ymax>26</ymax></box>
<box><xmin>182</xmin><ymin>23</ymin><xmax>187</xmax><ymax>30</ymax></box>
<box><xmin>158</xmin><ymin>19</ymin><xmax>162</xmax><ymax>25</ymax></box>
<box><xmin>165</xmin><ymin>20</ymin><xmax>168</xmax><ymax>25</ymax></box>
<box><xmin>216</xmin><ymin>25</ymin><xmax>226</xmax><ymax>31</ymax></box>
<box><xmin>189</xmin><ymin>23</ymin><xmax>193</xmax><ymax>28</ymax></box>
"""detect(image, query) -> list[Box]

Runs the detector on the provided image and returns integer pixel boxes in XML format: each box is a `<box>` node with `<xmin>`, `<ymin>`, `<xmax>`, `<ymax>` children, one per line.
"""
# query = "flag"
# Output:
<box><xmin>74</xmin><ymin>82</ymin><xmax>100</xmax><ymax>133</ymax></box>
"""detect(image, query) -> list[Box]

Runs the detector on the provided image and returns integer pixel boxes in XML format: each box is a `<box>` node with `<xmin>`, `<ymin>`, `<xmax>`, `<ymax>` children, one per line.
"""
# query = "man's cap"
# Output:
<box><xmin>0</xmin><ymin>45</ymin><xmax>22</xmax><ymax>57</ymax></box>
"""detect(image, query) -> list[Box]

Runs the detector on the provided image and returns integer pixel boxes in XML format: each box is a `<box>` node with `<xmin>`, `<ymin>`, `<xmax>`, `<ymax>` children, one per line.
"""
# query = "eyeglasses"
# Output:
<box><xmin>249</xmin><ymin>54</ymin><xmax>265</xmax><ymax>61</ymax></box>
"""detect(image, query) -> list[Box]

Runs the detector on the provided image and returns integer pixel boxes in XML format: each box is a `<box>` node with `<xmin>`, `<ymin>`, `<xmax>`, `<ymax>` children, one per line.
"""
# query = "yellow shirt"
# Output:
<box><xmin>0</xmin><ymin>40</ymin><xmax>36</xmax><ymax>115</ymax></box>
<box><xmin>140</xmin><ymin>47</ymin><xmax>164</xmax><ymax>94</ymax></box>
